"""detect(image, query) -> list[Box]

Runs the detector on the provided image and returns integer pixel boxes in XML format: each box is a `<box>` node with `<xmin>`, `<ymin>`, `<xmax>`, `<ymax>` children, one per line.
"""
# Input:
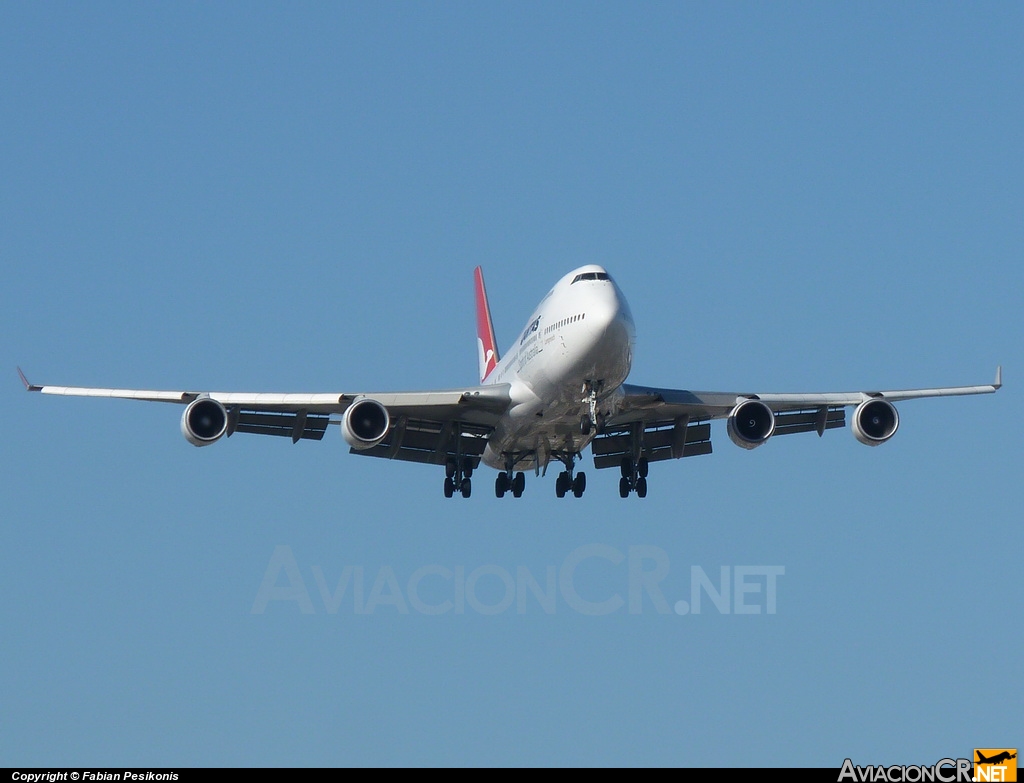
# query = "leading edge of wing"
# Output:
<box><xmin>617</xmin><ymin>365</ymin><xmax>1002</xmax><ymax>418</ymax></box>
<box><xmin>17</xmin><ymin>368</ymin><xmax>512</xmax><ymax>417</ymax></box>
<box><xmin>756</xmin><ymin>365</ymin><xmax>1002</xmax><ymax>406</ymax></box>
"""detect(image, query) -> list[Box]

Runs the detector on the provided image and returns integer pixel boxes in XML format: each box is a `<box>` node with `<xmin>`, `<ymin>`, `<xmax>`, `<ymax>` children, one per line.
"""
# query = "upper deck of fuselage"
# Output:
<box><xmin>528</xmin><ymin>264</ymin><xmax>633</xmax><ymax>329</ymax></box>
<box><xmin>534</xmin><ymin>264</ymin><xmax>614</xmax><ymax>309</ymax></box>
<box><xmin>552</xmin><ymin>264</ymin><xmax>612</xmax><ymax>291</ymax></box>
<box><xmin>486</xmin><ymin>264</ymin><xmax>635</xmax><ymax>390</ymax></box>
<box><xmin>517</xmin><ymin>265</ymin><xmax>633</xmax><ymax>356</ymax></box>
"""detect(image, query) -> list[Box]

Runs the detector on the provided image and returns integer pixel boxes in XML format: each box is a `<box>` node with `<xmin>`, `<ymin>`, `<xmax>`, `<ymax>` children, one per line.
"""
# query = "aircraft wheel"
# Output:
<box><xmin>555</xmin><ymin>472</ymin><xmax>567</xmax><ymax>498</ymax></box>
<box><xmin>580</xmin><ymin>417</ymin><xmax>591</xmax><ymax>435</ymax></box>
<box><xmin>620</xmin><ymin>457</ymin><xmax>632</xmax><ymax>479</ymax></box>
<box><xmin>461</xmin><ymin>478</ymin><xmax>472</xmax><ymax>498</ymax></box>
<box><xmin>512</xmin><ymin>471</ymin><xmax>526</xmax><ymax>498</ymax></box>
<box><xmin>619</xmin><ymin>477</ymin><xmax>630</xmax><ymax>498</ymax></box>
<box><xmin>495</xmin><ymin>473</ymin><xmax>509</xmax><ymax>498</ymax></box>
<box><xmin>637</xmin><ymin>457</ymin><xmax>649</xmax><ymax>478</ymax></box>
<box><xmin>462</xmin><ymin>458</ymin><xmax>474</xmax><ymax>479</ymax></box>
<box><xmin>444</xmin><ymin>477</ymin><xmax>455</xmax><ymax>498</ymax></box>
<box><xmin>572</xmin><ymin>472</ymin><xmax>586</xmax><ymax>498</ymax></box>
<box><xmin>635</xmin><ymin>477</ymin><xmax>648</xmax><ymax>498</ymax></box>
<box><xmin>445</xmin><ymin>459</ymin><xmax>457</xmax><ymax>479</ymax></box>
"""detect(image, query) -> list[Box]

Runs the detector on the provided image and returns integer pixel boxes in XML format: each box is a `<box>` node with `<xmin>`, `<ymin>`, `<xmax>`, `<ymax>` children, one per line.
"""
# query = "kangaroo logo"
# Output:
<box><xmin>477</xmin><ymin>337</ymin><xmax>497</xmax><ymax>381</ymax></box>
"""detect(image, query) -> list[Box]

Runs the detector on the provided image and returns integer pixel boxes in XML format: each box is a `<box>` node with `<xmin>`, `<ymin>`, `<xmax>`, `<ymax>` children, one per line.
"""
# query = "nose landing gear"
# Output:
<box><xmin>580</xmin><ymin>380</ymin><xmax>605</xmax><ymax>435</ymax></box>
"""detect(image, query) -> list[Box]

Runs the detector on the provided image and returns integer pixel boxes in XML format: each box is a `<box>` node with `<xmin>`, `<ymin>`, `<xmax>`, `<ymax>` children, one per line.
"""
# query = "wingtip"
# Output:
<box><xmin>994</xmin><ymin>365</ymin><xmax>1002</xmax><ymax>389</ymax></box>
<box><xmin>17</xmin><ymin>366</ymin><xmax>42</xmax><ymax>392</ymax></box>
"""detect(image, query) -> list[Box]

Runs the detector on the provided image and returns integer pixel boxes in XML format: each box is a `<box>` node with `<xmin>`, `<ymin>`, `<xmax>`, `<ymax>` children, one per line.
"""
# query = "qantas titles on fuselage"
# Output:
<box><xmin>20</xmin><ymin>264</ymin><xmax>1000</xmax><ymax>500</ymax></box>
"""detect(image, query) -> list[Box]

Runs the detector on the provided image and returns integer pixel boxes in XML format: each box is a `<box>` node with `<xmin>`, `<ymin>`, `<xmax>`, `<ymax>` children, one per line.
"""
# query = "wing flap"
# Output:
<box><xmin>772</xmin><ymin>407</ymin><xmax>846</xmax><ymax>437</ymax></box>
<box><xmin>591</xmin><ymin>419</ymin><xmax>713</xmax><ymax>469</ymax></box>
<box><xmin>354</xmin><ymin>418</ymin><xmax>491</xmax><ymax>466</ymax></box>
<box><xmin>232</xmin><ymin>410</ymin><xmax>330</xmax><ymax>442</ymax></box>
<box><xmin>594</xmin><ymin>441</ymin><xmax>711</xmax><ymax>470</ymax></box>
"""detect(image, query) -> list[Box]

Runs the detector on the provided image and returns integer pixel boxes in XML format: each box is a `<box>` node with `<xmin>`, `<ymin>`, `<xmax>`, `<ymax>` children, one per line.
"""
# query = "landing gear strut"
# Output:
<box><xmin>618</xmin><ymin>456</ymin><xmax>648</xmax><ymax>498</ymax></box>
<box><xmin>580</xmin><ymin>381</ymin><xmax>605</xmax><ymax>435</ymax></box>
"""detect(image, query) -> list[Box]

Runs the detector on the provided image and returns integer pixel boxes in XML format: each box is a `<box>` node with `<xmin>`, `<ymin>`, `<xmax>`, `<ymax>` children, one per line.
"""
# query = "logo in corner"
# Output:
<box><xmin>975</xmin><ymin>750</ymin><xmax>1017</xmax><ymax>782</ymax></box>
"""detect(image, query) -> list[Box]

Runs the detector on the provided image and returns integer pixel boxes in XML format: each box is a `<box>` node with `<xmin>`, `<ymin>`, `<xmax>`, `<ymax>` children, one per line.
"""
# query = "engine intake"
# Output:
<box><xmin>181</xmin><ymin>398</ymin><xmax>228</xmax><ymax>447</ymax></box>
<box><xmin>342</xmin><ymin>398</ymin><xmax>390</xmax><ymax>450</ymax></box>
<box><xmin>852</xmin><ymin>398</ymin><xmax>899</xmax><ymax>446</ymax></box>
<box><xmin>727</xmin><ymin>399</ymin><xmax>776</xmax><ymax>449</ymax></box>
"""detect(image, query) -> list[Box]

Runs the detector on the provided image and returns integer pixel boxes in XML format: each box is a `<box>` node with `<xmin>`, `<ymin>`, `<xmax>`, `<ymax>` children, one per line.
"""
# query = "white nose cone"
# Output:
<box><xmin>561</xmin><ymin>267</ymin><xmax>635</xmax><ymax>387</ymax></box>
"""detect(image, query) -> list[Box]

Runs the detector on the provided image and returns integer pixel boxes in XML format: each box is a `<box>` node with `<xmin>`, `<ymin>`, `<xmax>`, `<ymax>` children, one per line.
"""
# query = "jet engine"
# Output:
<box><xmin>727</xmin><ymin>399</ymin><xmax>776</xmax><ymax>449</ymax></box>
<box><xmin>852</xmin><ymin>398</ymin><xmax>899</xmax><ymax>446</ymax></box>
<box><xmin>181</xmin><ymin>397</ymin><xmax>228</xmax><ymax>447</ymax></box>
<box><xmin>342</xmin><ymin>397</ymin><xmax>390</xmax><ymax>450</ymax></box>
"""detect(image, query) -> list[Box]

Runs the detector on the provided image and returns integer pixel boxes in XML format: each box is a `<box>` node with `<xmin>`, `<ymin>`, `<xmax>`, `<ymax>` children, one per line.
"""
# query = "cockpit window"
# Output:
<box><xmin>570</xmin><ymin>272</ymin><xmax>611</xmax><ymax>284</ymax></box>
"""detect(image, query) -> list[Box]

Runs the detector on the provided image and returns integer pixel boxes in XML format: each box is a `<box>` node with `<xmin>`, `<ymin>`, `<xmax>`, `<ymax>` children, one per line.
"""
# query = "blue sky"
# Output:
<box><xmin>3</xmin><ymin>2</ymin><xmax>1020</xmax><ymax>767</ymax></box>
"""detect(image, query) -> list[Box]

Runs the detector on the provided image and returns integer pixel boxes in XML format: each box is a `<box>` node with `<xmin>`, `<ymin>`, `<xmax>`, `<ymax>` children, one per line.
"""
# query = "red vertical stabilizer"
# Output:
<box><xmin>474</xmin><ymin>266</ymin><xmax>499</xmax><ymax>382</ymax></box>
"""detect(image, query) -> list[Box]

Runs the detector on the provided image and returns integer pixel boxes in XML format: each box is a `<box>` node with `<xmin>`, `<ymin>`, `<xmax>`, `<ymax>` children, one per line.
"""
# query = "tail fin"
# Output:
<box><xmin>474</xmin><ymin>266</ymin><xmax>499</xmax><ymax>382</ymax></box>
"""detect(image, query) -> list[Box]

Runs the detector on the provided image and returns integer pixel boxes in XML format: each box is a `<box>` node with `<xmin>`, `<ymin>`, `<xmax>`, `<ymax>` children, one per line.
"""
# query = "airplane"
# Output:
<box><xmin>19</xmin><ymin>265</ymin><xmax>1002</xmax><ymax>499</ymax></box>
<box><xmin>976</xmin><ymin>752</ymin><xmax>1016</xmax><ymax>765</ymax></box>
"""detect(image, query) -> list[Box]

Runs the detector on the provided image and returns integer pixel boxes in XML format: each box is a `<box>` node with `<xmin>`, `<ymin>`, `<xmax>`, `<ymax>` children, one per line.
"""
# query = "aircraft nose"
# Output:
<box><xmin>570</xmin><ymin>280</ymin><xmax>634</xmax><ymax>384</ymax></box>
<box><xmin>590</xmin><ymin>283</ymin><xmax>631</xmax><ymax>333</ymax></box>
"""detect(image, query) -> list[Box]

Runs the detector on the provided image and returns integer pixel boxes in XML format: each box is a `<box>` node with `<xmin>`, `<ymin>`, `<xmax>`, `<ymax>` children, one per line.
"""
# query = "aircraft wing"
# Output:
<box><xmin>591</xmin><ymin>367</ymin><xmax>1002</xmax><ymax>470</ymax></box>
<box><xmin>18</xmin><ymin>367</ymin><xmax>511</xmax><ymax>466</ymax></box>
<box><xmin>612</xmin><ymin>365</ymin><xmax>1002</xmax><ymax>420</ymax></box>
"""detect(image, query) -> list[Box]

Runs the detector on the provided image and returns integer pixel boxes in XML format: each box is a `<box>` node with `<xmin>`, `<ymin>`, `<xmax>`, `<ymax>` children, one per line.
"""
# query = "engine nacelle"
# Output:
<box><xmin>852</xmin><ymin>398</ymin><xmax>899</xmax><ymax>446</ymax></box>
<box><xmin>181</xmin><ymin>397</ymin><xmax>228</xmax><ymax>447</ymax></box>
<box><xmin>342</xmin><ymin>397</ymin><xmax>390</xmax><ymax>450</ymax></box>
<box><xmin>727</xmin><ymin>399</ymin><xmax>776</xmax><ymax>450</ymax></box>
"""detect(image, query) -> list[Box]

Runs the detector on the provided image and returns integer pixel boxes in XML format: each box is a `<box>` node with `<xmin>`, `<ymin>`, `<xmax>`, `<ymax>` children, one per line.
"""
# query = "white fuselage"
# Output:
<box><xmin>481</xmin><ymin>265</ymin><xmax>636</xmax><ymax>471</ymax></box>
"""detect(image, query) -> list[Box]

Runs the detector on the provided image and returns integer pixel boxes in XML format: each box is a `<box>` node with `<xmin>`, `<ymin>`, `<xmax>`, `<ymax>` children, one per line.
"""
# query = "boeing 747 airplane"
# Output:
<box><xmin>19</xmin><ymin>266</ymin><xmax>1001</xmax><ymax>498</ymax></box>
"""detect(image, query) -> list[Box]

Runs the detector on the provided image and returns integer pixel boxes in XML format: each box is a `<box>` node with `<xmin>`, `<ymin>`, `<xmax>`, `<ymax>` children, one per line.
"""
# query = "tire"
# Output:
<box><xmin>572</xmin><ymin>472</ymin><xmax>586</xmax><ymax>498</ymax></box>
<box><xmin>461</xmin><ymin>478</ymin><xmax>472</xmax><ymax>498</ymax></box>
<box><xmin>620</xmin><ymin>458</ymin><xmax>632</xmax><ymax>479</ymax></box>
<box><xmin>495</xmin><ymin>474</ymin><xmax>508</xmax><ymax>498</ymax></box>
<box><xmin>637</xmin><ymin>457</ymin><xmax>649</xmax><ymax>478</ymax></box>
<box><xmin>444</xmin><ymin>477</ymin><xmax>455</xmax><ymax>498</ymax></box>
<box><xmin>635</xmin><ymin>477</ymin><xmax>647</xmax><ymax>498</ymax></box>
<box><xmin>619</xmin><ymin>477</ymin><xmax>630</xmax><ymax>498</ymax></box>
<box><xmin>462</xmin><ymin>458</ymin><xmax>474</xmax><ymax>479</ymax></box>
<box><xmin>555</xmin><ymin>472</ymin><xmax>567</xmax><ymax>498</ymax></box>
<box><xmin>512</xmin><ymin>471</ymin><xmax>526</xmax><ymax>498</ymax></box>
<box><xmin>445</xmin><ymin>459</ymin><xmax>457</xmax><ymax>479</ymax></box>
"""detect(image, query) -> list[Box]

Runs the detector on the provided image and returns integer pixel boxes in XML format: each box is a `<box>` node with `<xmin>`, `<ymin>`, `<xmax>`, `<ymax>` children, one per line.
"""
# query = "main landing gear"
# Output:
<box><xmin>495</xmin><ymin>470</ymin><xmax>526</xmax><ymax>498</ymax></box>
<box><xmin>618</xmin><ymin>456</ymin><xmax>648</xmax><ymax>498</ymax></box>
<box><xmin>495</xmin><ymin>454</ymin><xmax>526</xmax><ymax>498</ymax></box>
<box><xmin>553</xmin><ymin>451</ymin><xmax>586</xmax><ymax>498</ymax></box>
<box><xmin>443</xmin><ymin>457</ymin><xmax>474</xmax><ymax>498</ymax></box>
